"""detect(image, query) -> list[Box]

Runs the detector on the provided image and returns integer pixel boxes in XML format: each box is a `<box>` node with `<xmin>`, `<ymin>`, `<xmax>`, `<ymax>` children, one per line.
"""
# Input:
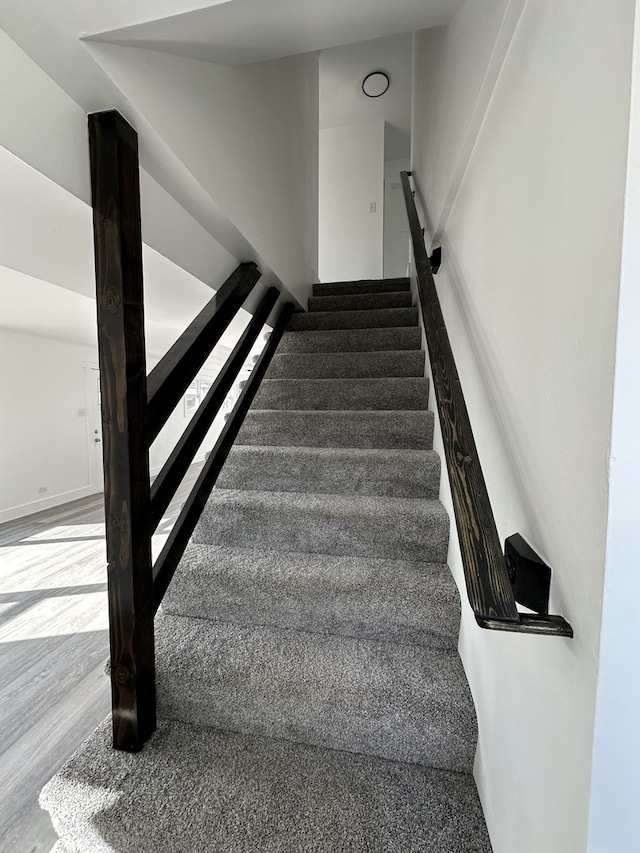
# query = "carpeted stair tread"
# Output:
<box><xmin>154</xmin><ymin>615</ymin><xmax>477</xmax><ymax>773</ymax></box>
<box><xmin>236</xmin><ymin>409</ymin><xmax>434</xmax><ymax>449</ymax></box>
<box><xmin>266</xmin><ymin>349</ymin><xmax>424</xmax><ymax>379</ymax></box>
<box><xmin>41</xmin><ymin>718</ymin><xmax>492</xmax><ymax>853</ymax></box>
<box><xmin>277</xmin><ymin>326</ymin><xmax>421</xmax><ymax>353</ymax></box>
<box><xmin>288</xmin><ymin>306</ymin><xmax>418</xmax><ymax>331</ymax></box>
<box><xmin>193</xmin><ymin>488</ymin><xmax>449</xmax><ymax>562</ymax></box>
<box><xmin>308</xmin><ymin>291</ymin><xmax>412</xmax><ymax>312</ymax></box>
<box><xmin>162</xmin><ymin>544</ymin><xmax>460</xmax><ymax>648</ymax></box>
<box><xmin>217</xmin><ymin>445</ymin><xmax>440</xmax><ymax>498</ymax></box>
<box><xmin>313</xmin><ymin>277</ymin><xmax>410</xmax><ymax>297</ymax></box>
<box><xmin>252</xmin><ymin>377</ymin><xmax>429</xmax><ymax>411</ymax></box>
<box><xmin>40</xmin><ymin>273</ymin><xmax>492</xmax><ymax>852</ymax></box>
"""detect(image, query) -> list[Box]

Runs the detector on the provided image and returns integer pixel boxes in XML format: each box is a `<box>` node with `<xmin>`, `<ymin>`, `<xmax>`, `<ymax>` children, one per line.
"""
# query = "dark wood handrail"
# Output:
<box><xmin>146</xmin><ymin>262</ymin><xmax>261</xmax><ymax>443</ymax></box>
<box><xmin>148</xmin><ymin>286</ymin><xmax>280</xmax><ymax>530</ymax></box>
<box><xmin>400</xmin><ymin>171</ymin><xmax>572</xmax><ymax>638</ymax></box>
<box><xmin>151</xmin><ymin>300</ymin><xmax>294</xmax><ymax>613</ymax></box>
<box><xmin>90</xmin><ymin>109</ymin><xmax>295</xmax><ymax>751</ymax></box>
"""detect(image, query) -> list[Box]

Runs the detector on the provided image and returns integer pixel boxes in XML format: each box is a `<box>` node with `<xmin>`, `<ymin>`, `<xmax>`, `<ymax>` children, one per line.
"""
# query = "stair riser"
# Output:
<box><xmin>266</xmin><ymin>350</ymin><xmax>424</xmax><ymax>380</ymax></box>
<box><xmin>155</xmin><ymin>617</ymin><xmax>476</xmax><ymax>772</ymax></box>
<box><xmin>289</xmin><ymin>307</ymin><xmax>418</xmax><ymax>332</ymax></box>
<box><xmin>217</xmin><ymin>447</ymin><xmax>441</xmax><ymax>499</ymax></box>
<box><xmin>252</xmin><ymin>378</ymin><xmax>429</xmax><ymax>411</ymax></box>
<box><xmin>313</xmin><ymin>278</ymin><xmax>409</xmax><ymax>297</ymax></box>
<box><xmin>308</xmin><ymin>292</ymin><xmax>412</xmax><ymax>312</ymax></box>
<box><xmin>193</xmin><ymin>491</ymin><xmax>449</xmax><ymax>563</ymax></box>
<box><xmin>163</xmin><ymin>545</ymin><xmax>460</xmax><ymax>649</ymax></box>
<box><xmin>277</xmin><ymin>326</ymin><xmax>422</xmax><ymax>354</ymax></box>
<box><xmin>236</xmin><ymin>410</ymin><xmax>434</xmax><ymax>450</ymax></box>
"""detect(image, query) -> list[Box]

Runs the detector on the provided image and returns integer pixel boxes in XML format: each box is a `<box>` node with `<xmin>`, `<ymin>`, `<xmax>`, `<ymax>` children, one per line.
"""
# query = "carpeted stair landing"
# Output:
<box><xmin>41</xmin><ymin>277</ymin><xmax>493</xmax><ymax>852</ymax></box>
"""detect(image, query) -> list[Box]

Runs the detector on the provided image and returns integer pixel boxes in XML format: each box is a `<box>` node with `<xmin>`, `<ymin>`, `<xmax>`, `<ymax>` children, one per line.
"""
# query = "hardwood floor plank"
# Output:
<box><xmin>0</xmin><ymin>463</ymin><xmax>202</xmax><ymax>852</ymax></box>
<box><xmin>0</xmin><ymin>657</ymin><xmax>107</xmax><ymax>853</ymax></box>
<box><xmin>1</xmin><ymin>632</ymin><xmax>108</xmax><ymax>755</ymax></box>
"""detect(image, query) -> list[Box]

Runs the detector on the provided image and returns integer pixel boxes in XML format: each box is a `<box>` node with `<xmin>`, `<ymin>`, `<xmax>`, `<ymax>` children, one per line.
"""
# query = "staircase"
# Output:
<box><xmin>41</xmin><ymin>277</ymin><xmax>492</xmax><ymax>852</ymax></box>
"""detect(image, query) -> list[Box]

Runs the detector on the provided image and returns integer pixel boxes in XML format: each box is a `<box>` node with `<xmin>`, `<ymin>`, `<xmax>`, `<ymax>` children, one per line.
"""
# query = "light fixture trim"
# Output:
<box><xmin>362</xmin><ymin>71</ymin><xmax>390</xmax><ymax>99</ymax></box>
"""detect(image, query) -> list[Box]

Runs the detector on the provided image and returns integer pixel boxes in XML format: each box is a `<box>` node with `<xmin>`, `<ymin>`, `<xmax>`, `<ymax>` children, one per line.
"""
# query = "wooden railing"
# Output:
<box><xmin>89</xmin><ymin>109</ymin><xmax>294</xmax><ymax>751</ymax></box>
<box><xmin>400</xmin><ymin>171</ymin><xmax>573</xmax><ymax>638</ymax></box>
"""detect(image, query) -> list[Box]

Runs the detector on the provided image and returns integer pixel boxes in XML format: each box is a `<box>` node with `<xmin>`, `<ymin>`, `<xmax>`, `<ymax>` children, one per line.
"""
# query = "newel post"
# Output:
<box><xmin>89</xmin><ymin>110</ymin><xmax>156</xmax><ymax>751</ymax></box>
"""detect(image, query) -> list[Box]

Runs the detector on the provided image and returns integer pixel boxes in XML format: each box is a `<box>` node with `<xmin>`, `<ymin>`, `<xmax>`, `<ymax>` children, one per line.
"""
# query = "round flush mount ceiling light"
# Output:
<box><xmin>362</xmin><ymin>71</ymin><xmax>390</xmax><ymax>98</ymax></box>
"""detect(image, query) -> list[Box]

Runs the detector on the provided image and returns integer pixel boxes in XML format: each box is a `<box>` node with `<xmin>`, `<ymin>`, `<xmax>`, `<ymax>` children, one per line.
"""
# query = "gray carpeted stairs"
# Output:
<box><xmin>41</xmin><ymin>277</ymin><xmax>493</xmax><ymax>852</ymax></box>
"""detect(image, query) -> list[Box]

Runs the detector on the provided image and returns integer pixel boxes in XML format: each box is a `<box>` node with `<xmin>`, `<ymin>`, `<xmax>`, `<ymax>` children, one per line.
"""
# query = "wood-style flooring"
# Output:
<box><xmin>0</xmin><ymin>466</ymin><xmax>202</xmax><ymax>853</ymax></box>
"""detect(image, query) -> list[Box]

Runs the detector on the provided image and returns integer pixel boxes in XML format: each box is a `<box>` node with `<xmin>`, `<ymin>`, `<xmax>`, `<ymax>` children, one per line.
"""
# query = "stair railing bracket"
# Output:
<box><xmin>429</xmin><ymin>246</ymin><xmax>442</xmax><ymax>274</ymax></box>
<box><xmin>505</xmin><ymin>533</ymin><xmax>551</xmax><ymax>614</ymax></box>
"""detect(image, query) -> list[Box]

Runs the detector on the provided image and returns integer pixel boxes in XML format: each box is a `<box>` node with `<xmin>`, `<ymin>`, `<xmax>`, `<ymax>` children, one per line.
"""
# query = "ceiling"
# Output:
<box><xmin>84</xmin><ymin>0</ymin><xmax>464</xmax><ymax>66</ymax></box>
<box><xmin>0</xmin><ymin>0</ymin><xmax>464</xmax><ymax>113</ymax></box>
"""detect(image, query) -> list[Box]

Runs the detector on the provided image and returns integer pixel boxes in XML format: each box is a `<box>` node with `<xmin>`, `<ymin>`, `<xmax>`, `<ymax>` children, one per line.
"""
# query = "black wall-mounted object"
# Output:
<box><xmin>505</xmin><ymin>533</ymin><xmax>552</xmax><ymax>615</ymax></box>
<box><xmin>429</xmin><ymin>247</ymin><xmax>442</xmax><ymax>274</ymax></box>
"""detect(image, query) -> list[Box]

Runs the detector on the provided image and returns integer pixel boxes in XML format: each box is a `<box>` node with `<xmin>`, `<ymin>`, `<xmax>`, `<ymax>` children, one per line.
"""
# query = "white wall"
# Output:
<box><xmin>383</xmin><ymin>157</ymin><xmax>410</xmax><ymax>278</ymax></box>
<box><xmin>0</xmin><ymin>28</ymin><xmax>90</xmax><ymax>205</ymax></box>
<box><xmin>587</xmin><ymin>5</ymin><xmax>640</xmax><ymax>851</ymax></box>
<box><xmin>0</xmin><ymin>326</ymin><xmax>251</xmax><ymax>523</ymax></box>
<box><xmin>319</xmin><ymin>121</ymin><xmax>385</xmax><ymax>282</ymax></box>
<box><xmin>0</xmin><ymin>27</ymin><xmax>317</xmax><ymax>308</ymax></box>
<box><xmin>318</xmin><ymin>33</ymin><xmax>413</xmax><ymax>282</ymax></box>
<box><xmin>320</xmin><ymin>33</ymin><xmax>413</xmax><ymax>161</ymax></box>
<box><xmin>84</xmin><ymin>42</ymin><xmax>319</xmax><ymax>305</ymax></box>
<box><xmin>411</xmin><ymin>1</ymin><xmax>635</xmax><ymax>851</ymax></box>
<box><xmin>410</xmin><ymin>0</ymin><xmax>528</xmax><ymax>237</ymax></box>
<box><xmin>0</xmin><ymin>28</ymin><xmax>274</xmax><ymax>343</ymax></box>
<box><xmin>0</xmin><ymin>32</ymin><xmax>286</xmax><ymax>520</ymax></box>
<box><xmin>0</xmin><ymin>330</ymin><xmax>97</xmax><ymax>521</ymax></box>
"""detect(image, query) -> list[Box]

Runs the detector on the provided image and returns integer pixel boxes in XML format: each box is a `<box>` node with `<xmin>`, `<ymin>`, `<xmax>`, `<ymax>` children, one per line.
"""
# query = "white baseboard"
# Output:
<box><xmin>0</xmin><ymin>485</ymin><xmax>100</xmax><ymax>525</ymax></box>
<box><xmin>2</xmin><ymin>455</ymin><xmax>208</xmax><ymax>525</ymax></box>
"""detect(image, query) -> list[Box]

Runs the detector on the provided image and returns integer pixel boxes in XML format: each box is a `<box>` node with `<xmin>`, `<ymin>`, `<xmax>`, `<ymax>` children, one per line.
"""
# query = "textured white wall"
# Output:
<box><xmin>319</xmin><ymin>121</ymin><xmax>385</xmax><ymax>282</ymax></box>
<box><xmin>411</xmin><ymin>1</ymin><xmax>635</xmax><ymax>851</ymax></box>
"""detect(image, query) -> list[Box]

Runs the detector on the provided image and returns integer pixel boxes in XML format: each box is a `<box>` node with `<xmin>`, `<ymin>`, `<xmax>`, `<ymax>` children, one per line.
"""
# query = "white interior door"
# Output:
<box><xmin>84</xmin><ymin>366</ymin><xmax>103</xmax><ymax>492</ymax></box>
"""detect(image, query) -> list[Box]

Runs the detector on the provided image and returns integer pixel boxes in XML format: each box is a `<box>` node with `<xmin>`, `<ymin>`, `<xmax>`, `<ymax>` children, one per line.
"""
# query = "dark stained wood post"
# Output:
<box><xmin>89</xmin><ymin>110</ymin><xmax>156</xmax><ymax>751</ymax></box>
